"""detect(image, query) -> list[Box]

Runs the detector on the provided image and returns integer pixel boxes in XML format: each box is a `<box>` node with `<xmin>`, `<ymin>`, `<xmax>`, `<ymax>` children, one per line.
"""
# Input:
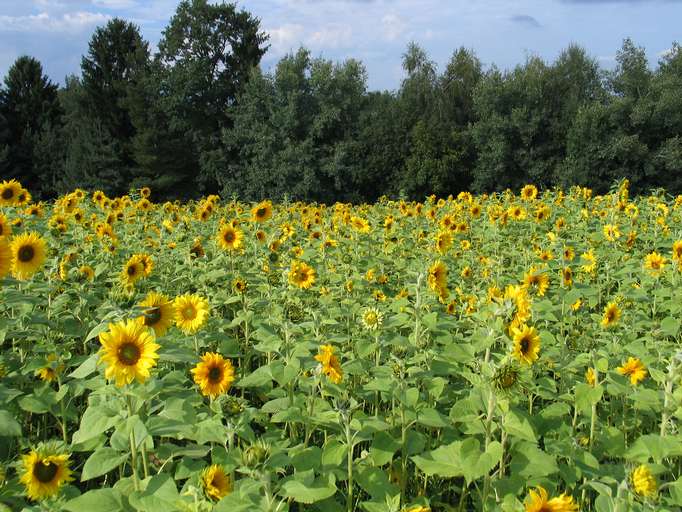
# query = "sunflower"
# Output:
<box><xmin>36</xmin><ymin>354</ymin><xmax>64</xmax><ymax>383</ymax></box>
<box><xmin>644</xmin><ymin>251</ymin><xmax>666</xmax><ymax>274</ymax></box>
<box><xmin>601</xmin><ymin>302</ymin><xmax>621</xmax><ymax>328</ymax></box>
<box><xmin>289</xmin><ymin>260</ymin><xmax>316</xmax><ymax>289</ymax></box>
<box><xmin>522</xmin><ymin>267</ymin><xmax>549</xmax><ymax>296</ymax></box>
<box><xmin>251</xmin><ymin>200</ymin><xmax>273</xmax><ymax>222</ymax></box>
<box><xmin>10</xmin><ymin>232</ymin><xmax>47</xmax><ymax>279</ymax></box>
<box><xmin>673</xmin><ymin>240</ymin><xmax>682</xmax><ymax>261</ymax></box>
<box><xmin>361</xmin><ymin>307</ymin><xmax>383</xmax><ymax>330</ymax></box>
<box><xmin>315</xmin><ymin>344</ymin><xmax>343</xmax><ymax>384</ymax></box>
<box><xmin>511</xmin><ymin>324</ymin><xmax>541</xmax><ymax>365</ymax></box>
<box><xmin>617</xmin><ymin>357</ymin><xmax>647</xmax><ymax>385</ymax></box>
<box><xmin>427</xmin><ymin>260</ymin><xmax>447</xmax><ymax>294</ymax></box>
<box><xmin>0</xmin><ymin>179</ymin><xmax>22</xmax><ymax>206</ymax></box>
<box><xmin>140</xmin><ymin>186</ymin><xmax>151</xmax><ymax>198</ymax></box>
<box><xmin>0</xmin><ymin>238</ymin><xmax>11</xmax><ymax>278</ymax></box>
<box><xmin>561</xmin><ymin>267</ymin><xmax>573</xmax><ymax>287</ymax></box>
<box><xmin>233</xmin><ymin>278</ymin><xmax>248</xmax><ymax>294</ymax></box>
<box><xmin>19</xmin><ymin>444</ymin><xmax>74</xmax><ymax>501</ymax></box>
<box><xmin>135</xmin><ymin>253</ymin><xmax>154</xmax><ymax>277</ymax></box>
<box><xmin>520</xmin><ymin>184</ymin><xmax>538</xmax><ymax>201</ymax></box>
<box><xmin>585</xmin><ymin>367</ymin><xmax>597</xmax><ymax>386</ymax></box>
<box><xmin>137</xmin><ymin>292</ymin><xmax>174</xmax><ymax>337</ymax></box>
<box><xmin>201</xmin><ymin>464</ymin><xmax>232</xmax><ymax>501</ymax></box>
<box><xmin>98</xmin><ymin>319</ymin><xmax>160</xmax><ymax>387</ymax></box>
<box><xmin>630</xmin><ymin>464</ymin><xmax>657</xmax><ymax>498</ymax></box>
<box><xmin>350</xmin><ymin>216</ymin><xmax>371</xmax><ymax>233</ymax></box>
<box><xmin>216</xmin><ymin>223</ymin><xmax>244</xmax><ymax>251</ymax></box>
<box><xmin>121</xmin><ymin>255</ymin><xmax>145</xmax><ymax>286</ymax></box>
<box><xmin>191</xmin><ymin>353</ymin><xmax>236</xmax><ymax>398</ymax></box>
<box><xmin>79</xmin><ymin>265</ymin><xmax>95</xmax><ymax>282</ymax></box>
<box><xmin>174</xmin><ymin>294</ymin><xmax>210</xmax><ymax>334</ymax></box>
<box><xmin>0</xmin><ymin>213</ymin><xmax>11</xmax><ymax>238</ymax></box>
<box><xmin>523</xmin><ymin>486</ymin><xmax>578</xmax><ymax>512</ymax></box>
<box><xmin>603</xmin><ymin>224</ymin><xmax>621</xmax><ymax>242</ymax></box>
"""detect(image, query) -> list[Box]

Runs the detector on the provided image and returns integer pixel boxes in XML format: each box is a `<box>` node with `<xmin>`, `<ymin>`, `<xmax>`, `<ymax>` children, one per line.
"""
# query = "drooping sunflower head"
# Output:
<box><xmin>288</xmin><ymin>261</ymin><xmax>316</xmax><ymax>289</ymax></box>
<box><xmin>35</xmin><ymin>354</ymin><xmax>64</xmax><ymax>383</ymax></box>
<box><xmin>137</xmin><ymin>291</ymin><xmax>174</xmax><ymax>337</ymax></box>
<box><xmin>78</xmin><ymin>265</ymin><xmax>95</xmax><ymax>282</ymax></box>
<box><xmin>174</xmin><ymin>294</ymin><xmax>210</xmax><ymax>334</ymax></box>
<box><xmin>10</xmin><ymin>231</ymin><xmax>47</xmax><ymax>280</ymax></box>
<box><xmin>98</xmin><ymin>319</ymin><xmax>160</xmax><ymax>387</ymax></box>
<box><xmin>251</xmin><ymin>200</ymin><xmax>273</xmax><ymax>222</ymax></box>
<box><xmin>19</xmin><ymin>443</ymin><xmax>74</xmax><ymax>501</ymax></box>
<box><xmin>511</xmin><ymin>324</ymin><xmax>541</xmax><ymax>365</ymax></box>
<box><xmin>201</xmin><ymin>464</ymin><xmax>232</xmax><ymax>501</ymax></box>
<box><xmin>191</xmin><ymin>352</ymin><xmax>236</xmax><ymax>399</ymax></box>
<box><xmin>630</xmin><ymin>464</ymin><xmax>657</xmax><ymax>498</ymax></box>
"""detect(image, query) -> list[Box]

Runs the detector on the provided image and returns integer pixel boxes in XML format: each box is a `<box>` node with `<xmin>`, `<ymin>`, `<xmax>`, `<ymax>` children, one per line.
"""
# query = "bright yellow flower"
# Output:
<box><xmin>511</xmin><ymin>324</ymin><xmax>541</xmax><ymax>365</ymax></box>
<box><xmin>617</xmin><ymin>357</ymin><xmax>647</xmax><ymax>385</ymax></box>
<box><xmin>216</xmin><ymin>223</ymin><xmax>244</xmax><ymax>251</ymax></box>
<box><xmin>524</xmin><ymin>486</ymin><xmax>578</xmax><ymax>512</ymax></box>
<box><xmin>601</xmin><ymin>302</ymin><xmax>621</xmax><ymax>328</ymax></box>
<box><xmin>630</xmin><ymin>464</ymin><xmax>657</xmax><ymax>498</ymax></box>
<box><xmin>10</xmin><ymin>232</ymin><xmax>47</xmax><ymax>279</ymax></box>
<box><xmin>98</xmin><ymin>319</ymin><xmax>160</xmax><ymax>387</ymax></box>
<box><xmin>137</xmin><ymin>291</ymin><xmax>175</xmax><ymax>337</ymax></box>
<box><xmin>644</xmin><ymin>251</ymin><xmax>666</xmax><ymax>274</ymax></box>
<box><xmin>289</xmin><ymin>260</ymin><xmax>316</xmax><ymax>289</ymax></box>
<box><xmin>520</xmin><ymin>184</ymin><xmax>538</xmax><ymax>201</ymax></box>
<box><xmin>315</xmin><ymin>344</ymin><xmax>343</xmax><ymax>384</ymax></box>
<box><xmin>19</xmin><ymin>447</ymin><xmax>74</xmax><ymax>501</ymax></box>
<box><xmin>251</xmin><ymin>200</ymin><xmax>273</xmax><ymax>222</ymax></box>
<box><xmin>201</xmin><ymin>464</ymin><xmax>232</xmax><ymax>501</ymax></box>
<box><xmin>191</xmin><ymin>353</ymin><xmax>236</xmax><ymax>398</ymax></box>
<box><xmin>585</xmin><ymin>367</ymin><xmax>596</xmax><ymax>386</ymax></box>
<box><xmin>174</xmin><ymin>294</ymin><xmax>210</xmax><ymax>334</ymax></box>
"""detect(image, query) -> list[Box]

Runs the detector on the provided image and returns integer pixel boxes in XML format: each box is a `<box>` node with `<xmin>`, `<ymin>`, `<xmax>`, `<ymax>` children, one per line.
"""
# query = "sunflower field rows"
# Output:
<box><xmin>1</xmin><ymin>179</ymin><xmax>682</xmax><ymax>511</ymax></box>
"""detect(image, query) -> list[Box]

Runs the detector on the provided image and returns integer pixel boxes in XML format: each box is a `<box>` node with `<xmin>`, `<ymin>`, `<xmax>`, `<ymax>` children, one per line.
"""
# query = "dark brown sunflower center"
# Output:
<box><xmin>256</xmin><ymin>208</ymin><xmax>267</xmax><ymax>217</ymax></box>
<box><xmin>520</xmin><ymin>338</ymin><xmax>530</xmax><ymax>354</ymax></box>
<box><xmin>127</xmin><ymin>265</ymin><xmax>137</xmax><ymax>276</ymax></box>
<box><xmin>1</xmin><ymin>188</ymin><xmax>14</xmax><ymax>200</ymax></box>
<box><xmin>208</xmin><ymin>366</ymin><xmax>222</xmax><ymax>382</ymax></box>
<box><xmin>606</xmin><ymin>310</ymin><xmax>615</xmax><ymax>321</ymax></box>
<box><xmin>144</xmin><ymin>307</ymin><xmax>162</xmax><ymax>326</ymax></box>
<box><xmin>0</xmin><ymin>224</ymin><xmax>3</xmax><ymax>235</ymax></box>
<box><xmin>224</xmin><ymin>231</ymin><xmax>235</xmax><ymax>243</ymax></box>
<box><xmin>118</xmin><ymin>342</ymin><xmax>141</xmax><ymax>366</ymax></box>
<box><xmin>33</xmin><ymin>461</ymin><xmax>58</xmax><ymax>483</ymax></box>
<box><xmin>18</xmin><ymin>245</ymin><xmax>35</xmax><ymax>262</ymax></box>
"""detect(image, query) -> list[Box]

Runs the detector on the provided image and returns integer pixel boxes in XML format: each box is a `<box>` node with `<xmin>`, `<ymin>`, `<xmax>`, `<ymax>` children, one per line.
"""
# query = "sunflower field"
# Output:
<box><xmin>1</xmin><ymin>178</ymin><xmax>682</xmax><ymax>511</ymax></box>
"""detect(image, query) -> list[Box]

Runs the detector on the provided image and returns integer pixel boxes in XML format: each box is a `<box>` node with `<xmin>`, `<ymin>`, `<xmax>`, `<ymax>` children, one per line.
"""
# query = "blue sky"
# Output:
<box><xmin>0</xmin><ymin>0</ymin><xmax>679</xmax><ymax>91</ymax></box>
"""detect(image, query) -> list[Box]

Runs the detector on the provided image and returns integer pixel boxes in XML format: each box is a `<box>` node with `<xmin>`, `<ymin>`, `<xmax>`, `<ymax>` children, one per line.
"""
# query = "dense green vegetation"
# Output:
<box><xmin>0</xmin><ymin>0</ymin><xmax>680</xmax><ymax>202</ymax></box>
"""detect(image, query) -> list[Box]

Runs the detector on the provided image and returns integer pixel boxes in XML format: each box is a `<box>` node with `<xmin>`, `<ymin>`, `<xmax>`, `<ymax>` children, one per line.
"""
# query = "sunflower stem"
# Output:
<box><xmin>127</xmin><ymin>396</ymin><xmax>140</xmax><ymax>491</ymax></box>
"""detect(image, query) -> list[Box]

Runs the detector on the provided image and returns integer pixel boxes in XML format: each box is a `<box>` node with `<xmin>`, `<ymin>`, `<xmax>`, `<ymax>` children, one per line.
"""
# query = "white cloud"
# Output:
<box><xmin>307</xmin><ymin>24</ymin><xmax>352</xmax><ymax>49</ymax></box>
<box><xmin>266</xmin><ymin>23</ymin><xmax>305</xmax><ymax>56</ymax></box>
<box><xmin>0</xmin><ymin>11</ymin><xmax>110</xmax><ymax>33</ymax></box>
<box><xmin>381</xmin><ymin>12</ymin><xmax>406</xmax><ymax>41</ymax></box>
<box><xmin>92</xmin><ymin>0</ymin><xmax>138</xmax><ymax>8</ymax></box>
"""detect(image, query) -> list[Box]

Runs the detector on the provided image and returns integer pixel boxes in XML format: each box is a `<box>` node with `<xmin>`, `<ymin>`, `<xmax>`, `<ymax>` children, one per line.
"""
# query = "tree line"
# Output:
<box><xmin>0</xmin><ymin>0</ymin><xmax>680</xmax><ymax>203</ymax></box>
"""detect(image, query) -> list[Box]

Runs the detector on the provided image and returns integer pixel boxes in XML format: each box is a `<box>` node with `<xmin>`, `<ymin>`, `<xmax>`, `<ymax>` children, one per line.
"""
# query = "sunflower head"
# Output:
<box><xmin>121</xmin><ymin>255</ymin><xmax>145</xmax><ymax>286</ymax></box>
<box><xmin>361</xmin><ymin>307</ymin><xmax>383</xmax><ymax>330</ymax></box>
<box><xmin>601</xmin><ymin>302</ymin><xmax>621</xmax><ymax>328</ymax></box>
<box><xmin>201</xmin><ymin>464</ymin><xmax>232</xmax><ymax>501</ymax></box>
<box><xmin>191</xmin><ymin>352</ymin><xmax>236</xmax><ymax>399</ymax></box>
<box><xmin>19</xmin><ymin>442</ymin><xmax>74</xmax><ymax>501</ymax></box>
<box><xmin>137</xmin><ymin>291</ymin><xmax>174</xmax><ymax>337</ymax></box>
<box><xmin>10</xmin><ymin>232</ymin><xmax>47</xmax><ymax>280</ymax></box>
<box><xmin>174</xmin><ymin>294</ymin><xmax>210</xmax><ymax>334</ymax></box>
<box><xmin>98</xmin><ymin>319</ymin><xmax>160</xmax><ymax>387</ymax></box>
<box><xmin>511</xmin><ymin>324</ymin><xmax>541</xmax><ymax>365</ymax></box>
<box><xmin>314</xmin><ymin>344</ymin><xmax>343</xmax><ymax>384</ymax></box>
<box><xmin>251</xmin><ymin>200</ymin><xmax>273</xmax><ymax>222</ymax></box>
<box><xmin>630</xmin><ymin>464</ymin><xmax>657</xmax><ymax>498</ymax></box>
<box><xmin>216</xmin><ymin>223</ymin><xmax>244</xmax><ymax>252</ymax></box>
<box><xmin>288</xmin><ymin>261</ymin><xmax>316</xmax><ymax>289</ymax></box>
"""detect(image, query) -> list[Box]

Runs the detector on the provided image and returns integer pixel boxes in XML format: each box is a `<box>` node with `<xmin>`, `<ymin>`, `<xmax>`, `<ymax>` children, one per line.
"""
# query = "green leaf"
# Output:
<box><xmin>0</xmin><ymin>409</ymin><xmax>21</xmax><ymax>436</ymax></box>
<box><xmin>68</xmin><ymin>354</ymin><xmax>99</xmax><ymax>379</ymax></box>
<box><xmin>128</xmin><ymin>474</ymin><xmax>182</xmax><ymax>512</ymax></box>
<box><xmin>63</xmin><ymin>489</ymin><xmax>130</xmax><ymax>512</ymax></box>
<box><xmin>81</xmin><ymin>447</ymin><xmax>129</xmax><ymax>481</ymax></box>
<box><xmin>626</xmin><ymin>434</ymin><xmax>682</xmax><ymax>463</ymax></box>
<box><xmin>660</xmin><ymin>317</ymin><xmax>680</xmax><ymax>337</ymax></box>
<box><xmin>503</xmin><ymin>408</ymin><xmax>537</xmax><ymax>443</ymax></box>
<box><xmin>280</xmin><ymin>473</ymin><xmax>337</xmax><ymax>504</ymax></box>
<box><xmin>370</xmin><ymin>431</ymin><xmax>400</xmax><ymax>466</ymax></box>
<box><xmin>412</xmin><ymin>438</ymin><xmax>501</xmax><ymax>483</ymax></box>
